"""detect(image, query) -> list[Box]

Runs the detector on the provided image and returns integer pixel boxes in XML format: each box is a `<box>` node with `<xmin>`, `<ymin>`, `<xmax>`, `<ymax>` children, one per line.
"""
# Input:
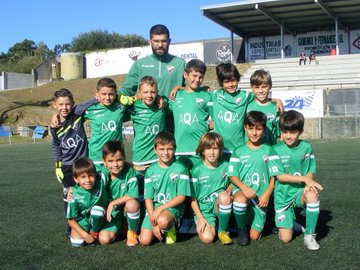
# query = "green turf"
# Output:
<box><xmin>0</xmin><ymin>139</ymin><xmax>359</xmax><ymax>269</ymax></box>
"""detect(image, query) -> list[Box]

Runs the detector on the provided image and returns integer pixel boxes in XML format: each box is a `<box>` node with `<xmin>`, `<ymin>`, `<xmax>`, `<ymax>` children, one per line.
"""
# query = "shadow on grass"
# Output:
<box><xmin>295</xmin><ymin>208</ymin><xmax>333</xmax><ymax>240</ymax></box>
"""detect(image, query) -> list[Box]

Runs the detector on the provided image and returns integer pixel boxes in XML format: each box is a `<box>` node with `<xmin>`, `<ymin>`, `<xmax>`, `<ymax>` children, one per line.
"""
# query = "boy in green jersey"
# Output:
<box><xmin>228</xmin><ymin>111</ymin><xmax>275</xmax><ymax>246</ymax></box>
<box><xmin>139</xmin><ymin>131</ymin><xmax>191</xmax><ymax>245</ymax></box>
<box><xmin>268</xmin><ymin>110</ymin><xmax>323</xmax><ymax>250</ymax></box>
<box><xmin>190</xmin><ymin>132</ymin><xmax>233</xmax><ymax>245</ymax></box>
<box><xmin>211</xmin><ymin>63</ymin><xmax>283</xmax><ymax>157</ymax></box>
<box><xmin>84</xmin><ymin>78</ymin><xmax>128</xmax><ymax>169</ymax></box>
<box><xmin>66</xmin><ymin>157</ymin><xmax>109</xmax><ymax>247</ymax></box>
<box><xmin>169</xmin><ymin>59</ymin><xmax>211</xmax><ymax>169</ymax></box>
<box><xmin>128</xmin><ymin>76</ymin><xmax>167</xmax><ymax>171</ymax></box>
<box><xmin>246</xmin><ymin>69</ymin><xmax>280</xmax><ymax>146</ymax></box>
<box><xmin>99</xmin><ymin>141</ymin><xmax>140</xmax><ymax>247</ymax></box>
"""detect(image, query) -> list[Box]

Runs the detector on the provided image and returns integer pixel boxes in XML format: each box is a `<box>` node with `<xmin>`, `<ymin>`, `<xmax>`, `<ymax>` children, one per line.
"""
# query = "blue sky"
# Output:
<box><xmin>0</xmin><ymin>0</ymin><xmax>233</xmax><ymax>54</ymax></box>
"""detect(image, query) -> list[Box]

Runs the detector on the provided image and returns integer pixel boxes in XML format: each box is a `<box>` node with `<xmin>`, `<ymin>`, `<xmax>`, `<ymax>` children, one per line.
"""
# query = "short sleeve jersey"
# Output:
<box><xmin>190</xmin><ymin>160</ymin><xmax>230</xmax><ymax>209</ymax></box>
<box><xmin>246</xmin><ymin>100</ymin><xmax>280</xmax><ymax>145</ymax></box>
<box><xmin>66</xmin><ymin>171</ymin><xmax>109</xmax><ymax>219</ymax></box>
<box><xmin>84</xmin><ymin>101</ymin><xmax>127</xmax><ymax>163</ymax></box>
<box><xmin>144</xmin><ymin>160</ymin><xmax>190</xmax><ymax>212</ymax></box>
<box><xmin>228</xmin><ymin>143</ymin><xmax>272</xmax><ymax>196</ymax></box>
<box><xmin>129</xmin><ymin>100</ymin><xmax>167</xmax><ymax>165</ymax></box>
<box><xmin>169</xmin><ymin>88</ymin><xmax>211</xmax><ymax>155</ymax></box>
<box><xmin>268</xmin><ymin>140</ymin><xmax>316</xmax><ymax>208</ymax></box>
<box><xmin>210</xmin><ymin>89</ymin><xmax>253</xmax><ymax>153</ymax></box>
<box><xmin>101</xmin><ymin>164</ymin><xmax>139</xmax><ymax>201</ymax></box>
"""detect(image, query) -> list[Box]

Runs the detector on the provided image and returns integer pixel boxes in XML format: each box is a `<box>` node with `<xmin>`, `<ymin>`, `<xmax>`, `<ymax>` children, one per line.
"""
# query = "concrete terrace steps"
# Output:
<box><xmin>238</xmin><ymin>54</ymin><xmax>360</xmax><ymax>91</ymax></box>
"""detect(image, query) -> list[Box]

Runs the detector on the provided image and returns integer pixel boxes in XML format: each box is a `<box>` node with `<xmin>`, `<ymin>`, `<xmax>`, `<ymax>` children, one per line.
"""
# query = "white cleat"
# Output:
<box><xmin>304</xmin><ymin>234</ymin><xmax>320</xmax><ymax>250</ymax></box>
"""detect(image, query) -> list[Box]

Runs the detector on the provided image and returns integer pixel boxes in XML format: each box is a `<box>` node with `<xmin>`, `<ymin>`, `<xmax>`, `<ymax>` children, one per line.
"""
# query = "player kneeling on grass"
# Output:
<box><xmin>268</xmin><ymin>110</ymin><xmax>323</xmax><ymax>250</ymax></box>
<box><xmin>66</xmin><ymin>158</ymin><xmax>109</xmax><ymax>247</ymax></box>
<box><xmin>139</xmin><ymin>131</ymin><xmax>191</xmax><ymax>245</ymax></box>
<box><xmin>228</xmin><ymin>111</ymin><xmax>275</xmax><ymax>246</ymax></box>
<box><xmin>190</xmin><ymin>132</ymin><xmax>233</xmax><ymax>245</ymax></box>
<box><xmin>100</xmin><ymin>140</ymin><xmax>140</xmax><ymax>246</ymax></box>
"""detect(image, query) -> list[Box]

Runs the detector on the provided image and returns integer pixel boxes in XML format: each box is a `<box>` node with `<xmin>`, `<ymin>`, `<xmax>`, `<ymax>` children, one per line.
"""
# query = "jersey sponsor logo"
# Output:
<box><xmin>199</xmin><ymin>175</ymin><xmax>209</xmax><ymax>184</ymax></box>
<box><xmin>62</xmin><ymin>134</ymin><xmax>85</xmax><ymax>149</ymax></box>
<box><xmin>228</xmin><ymin>165</ymin><xmax>233</xmax><ymax>173</ymax></box>
<box><xmin>145</xmin><ymin>124</ymin><xmax>160</xmax><ymax>135</ymax></box>
<box><xmin>271</xmin><ymin>166</ymin><xmax>278</xmax><ymax>173</ymax></box>
<box><xmin>156</xmin><ymin>192</ymin><xmax>171</xmax><ymax>204</ymax></box>
<box><xmin>244</xmin><ymin>173</ymin><xmax>267</xmax><ymax>187</ymax></box>
<box><xmin>216</xmin><ymin>110</ymin><xmax>240</xmax><ymax>124</ymax></box>
<box><xmin>179</xmin><ymin>113</ymin><xmax>199</xmax><ymax>125</ymax></box>
<box><xmin>201</xmin><ymin>192</ymin><xmax>219</xmax><ymax>204</ymax></box>
<box><xmin>141</xmin><ymin>64</ymin><xmax>155</xmax><ymax>68</ymax></box>
<box><xmin>101</xmin><ymin>120</ymin><xmax>118</xmax><ymax>132</ymax></box>
<box><xmin>93</xmin><ymin>110</ymin><xmax>103</xmax><ymax>115</ymax></box>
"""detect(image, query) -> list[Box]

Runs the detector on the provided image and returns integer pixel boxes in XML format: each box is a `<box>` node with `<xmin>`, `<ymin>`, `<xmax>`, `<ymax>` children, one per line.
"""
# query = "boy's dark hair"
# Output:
<box><xmin>154</xmin><ymin>131</ymin><xmax>176</xmax><ymax>149</ymax></box>
<box><xmin>53</xmin><ymin>88</ymin><xmax>74</xmax><ymax>102</ymax></box>
<box><xmin>196</xmin><ymin>132</ymin><xmax>224</xmax><ymax>159</ymax></box>
<box><xmin>150</xmin><ymin>24</ymin><xmax>170</xmax><ymax>39</ymax></box>
<box><xmin>72</xmin><ymin>157</ymin><xmax>96</xmax><ymax>178</ymax></box>
<box><xmin>184</xmin><ymin>59</ymin><xmax>207</xmax><ymax>75</ymax></box>
<box><xmin>139</xmin><ymin>76</ymin><xmax>158</xmax><ymax>90</ymax></box>
<box><xmin>245</xmin><ymin>111</ymin><xmax>267</xmax><ymax>129</ymax></box>
<box><xmin>102</xmin><ymin>140</ymin><xmax>126</xmax><ymax>159</ymax></box>
<box><xmin>96</xmin><ymin>77</ymin><xmax>117</xmax><ymax>91</ymax></box>
<box><xmin>216</xmin><ymin>63</ymin><xmax>241</xmax><ymax>87</ymax></box>
<box><xmin>279</xmin><ymin>110</ymin><xmax>305</xmax><ymax>132</ymax></box>
<box><xmin>250</xmin><ymin>69</ymin><xmax>272</xmax><ymax>89</ymax></box>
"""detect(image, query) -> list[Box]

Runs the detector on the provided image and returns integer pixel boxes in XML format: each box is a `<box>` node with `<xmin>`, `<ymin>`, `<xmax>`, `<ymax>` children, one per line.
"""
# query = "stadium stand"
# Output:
<box><xmin>238</xmin><ymin>54</ymin><xmax>360</xmax><ymax>91</ymax></box>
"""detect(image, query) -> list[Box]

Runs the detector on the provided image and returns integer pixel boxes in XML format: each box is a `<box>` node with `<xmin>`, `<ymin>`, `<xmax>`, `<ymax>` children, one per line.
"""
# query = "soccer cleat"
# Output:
<box><xmin>126</xmin><ymin>230</ymin><xmax>139</xmax><ymax>247</ymax></box>
<box><xmin>237</xmin><ymin>227</ymin><xmax>250</xmax><ymax>246</ymax></box>
<box><xmin>218</xmin><ymin>231</ymin><xmax>233</xmax><ymax>245</ymax></box>
<box><xmin>165</xmin><ymin>226</ymin><xmax>177</xmax><ymax>245</ymax></box>
<box><xmin>293</xmin><ymin>221</ymin><xmax>305</xmax><ymax>233</ymax></box>
<box><xmin>304</xmin><ymin>234</ymin><xmax>320</xmax><ymax>250</ymax></box>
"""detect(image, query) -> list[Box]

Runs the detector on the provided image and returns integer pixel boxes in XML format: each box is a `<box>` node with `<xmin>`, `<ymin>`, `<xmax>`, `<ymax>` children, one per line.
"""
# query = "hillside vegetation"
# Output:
<box><xmin>0</xmin><ymin>64</ymin><xmax>250</xmax><ymax>126</ymax></box>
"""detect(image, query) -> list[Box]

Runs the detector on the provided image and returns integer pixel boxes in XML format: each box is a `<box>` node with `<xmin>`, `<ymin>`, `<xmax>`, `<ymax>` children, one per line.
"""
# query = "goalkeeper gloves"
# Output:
<box><xmin>55</xmin><ymin>161</ymin><xmax>64</xmax><ymax>183</ymax></box>
<box><xmin>118</xmin><ymin>94</ymin><xmax>137</xmax><ymax>105</ymax></box>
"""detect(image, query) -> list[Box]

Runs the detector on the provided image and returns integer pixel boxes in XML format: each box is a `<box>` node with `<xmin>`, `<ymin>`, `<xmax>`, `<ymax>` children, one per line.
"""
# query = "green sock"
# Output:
<box><xmin>305</xmin><ymin>201</ymin><xmax>320</xmax><ymax>235</ymax></box>
<box><xmin>127</xmin><ymin>210</ymin><xmax>140</xmax><ymax>232</ymax></box>
<box><xmin>218</xmin><ymin>203</ymin><xmax>232</xmax><ymax>232</ymax></box>
<box><xmin>233</xmin><ymin>202</ymin><xmax>247</xmax><ymax>229</ymax></box>
<box><xmin>90</xmin><ymin>206</ymin><xmax>105</xmax><ymax>232</ymax></box>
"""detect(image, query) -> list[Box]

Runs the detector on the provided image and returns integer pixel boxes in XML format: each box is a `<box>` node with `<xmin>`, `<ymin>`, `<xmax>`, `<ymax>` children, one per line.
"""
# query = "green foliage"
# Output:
<box><xmin>71</xmin><ymin>30</ymin><xmax>147</xmax><ymax>52</ymax></box>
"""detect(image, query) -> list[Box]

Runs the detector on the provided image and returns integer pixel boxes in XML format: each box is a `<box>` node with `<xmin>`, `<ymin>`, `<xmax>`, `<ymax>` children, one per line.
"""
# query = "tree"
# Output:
<box><xmin>7</xmin><ymin>39</ymin><xmax>37</xmax><ymax>63</ymax></box>
<box><xmin>71</xmin><ymin>30</ymin><xmax>147</xmax><ymax>52</ymax></box>
<box><xmin>53</xmin><ymin>43</ymin><xmax>72</xmax><ymax>56</ymax></box>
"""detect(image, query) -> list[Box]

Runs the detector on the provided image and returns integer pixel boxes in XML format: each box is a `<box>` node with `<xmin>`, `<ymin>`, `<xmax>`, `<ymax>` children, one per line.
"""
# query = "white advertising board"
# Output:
<box><xmin>296</xmin><ymin>30</ymin><xmax>347</xmax><ymax>55</ymax></box>
<box><xmin>85</xmin><ymin>46</ymin><xmax>151</xmax><ymax>78</ymax></box>
<box><xmin>350</xmin><ymin>30</ymin><xmax>360</xmax><ymax>54</ymax></box>
<box><xmin>85</xmin><ymin>42</ymin><xmax>204</xmax><ymax>78</ymax></box>
<box><xmin>271</xmin><ymin>90</ymin><xmax>323</xmax><ymax>118</ymax></box>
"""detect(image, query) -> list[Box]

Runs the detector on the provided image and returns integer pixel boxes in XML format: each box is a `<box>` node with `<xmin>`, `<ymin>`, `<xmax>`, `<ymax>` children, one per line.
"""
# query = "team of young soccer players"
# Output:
<box><xmin>51</xmin><ymin>60</ymin><xmax>323</xmax><ymax>250</ymax></box>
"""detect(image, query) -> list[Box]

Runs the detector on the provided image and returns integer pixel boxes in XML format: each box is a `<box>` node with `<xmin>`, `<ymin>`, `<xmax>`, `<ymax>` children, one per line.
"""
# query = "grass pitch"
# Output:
<box><xmin>0</xmin><ymin>139</ymin><xmax>359</xmax><ymax>269</ymax></box>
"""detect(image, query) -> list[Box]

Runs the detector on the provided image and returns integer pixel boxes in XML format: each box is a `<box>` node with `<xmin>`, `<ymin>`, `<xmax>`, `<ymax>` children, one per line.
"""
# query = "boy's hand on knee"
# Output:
<box><xmin>197</xmin><ymin>217</ymin><xmax>210</xmax><ymax>233</ymax></box>
<box><xmin>242</xmin><ymin>185</ymin><xmax>257</xmax><ymax>199</ymax></box>
<box><xmin>304</xmin><ymin>178</ymin><xmax>323</xmax><ymax>192</ymax></box>
<box><xmin>153</xmin><ymin>225</ymin><xmax>163</xmax><ymax>241</ymax></box>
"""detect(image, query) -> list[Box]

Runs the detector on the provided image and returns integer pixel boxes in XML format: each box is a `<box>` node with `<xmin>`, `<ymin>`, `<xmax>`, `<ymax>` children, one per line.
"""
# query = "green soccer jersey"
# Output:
<box><xmin>246</xmin><ymin>100</ymin><xmax>280</xmax><ymax>145</ymax></box>
<box><xmin>228</xmin><ymin>143</ymin><xmax>272</xmax><ymax>196</ymax></box>
<box><xmin>101</xmin><ymin>164</ymin><xmax>139</xmax><ymax>201</ymax></box>
<box><xmin>268</xmin><ymin>140</ymin><xmax>316</xmax><ymax>209</ymax></box>
<box><xmin>190</xmin><ymin>160</ymin><xmax>230</xmax><ymax>209</ymax></box>
<box><xmin>170</xmin><ymin>88</ymin><xmax>211</xmax><ymax>155</ymax></box>
<box><xmin>129</xmin><ymin>100</ymin><xmax>167</xmax><ymax>165</ymax></box>
<box><xmin>66</xmin><ymin>172</ymin><xmax>109</xmax><ymax>220</ymax></box>
<box><xmin>209</xmin><ymin>89</ymin><xmax>253</xmax><ymax>153</ymax></box>
<box><xmin>144</xmin><ymin>160</ymin><xmax>191</xmax><ymax>213</ymax></box>
<box><xmin>84</xmin><ymin>101</ymin><xmax>127</xmax><ymax>164</ymax></box>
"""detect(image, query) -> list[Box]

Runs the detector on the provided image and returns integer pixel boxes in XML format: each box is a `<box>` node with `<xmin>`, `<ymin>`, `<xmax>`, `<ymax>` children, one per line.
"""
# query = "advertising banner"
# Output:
<box><xmin>204</xmin><ymin>38</ymin><xmax>243</xmax><ymax>64</ymax></box>
<box><xmin>271</xmin><ymin>90</ymin><xmax>324</xmax><ymax>118</ymax></box>
<box><xmin>350</xmin><ymin>30</ymin><xmax>360</xmax><ymax>54</ymax></box>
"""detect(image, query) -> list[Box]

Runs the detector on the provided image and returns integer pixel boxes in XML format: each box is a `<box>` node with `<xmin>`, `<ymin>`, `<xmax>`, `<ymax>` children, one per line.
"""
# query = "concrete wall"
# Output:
<box><xmin>303</xmin><ymin>116</ymin><xmax>360</xmax><ymax>139</ymax></box>
<box><xmin>0</xmin><ymin>72</ymin><xmax>34</xmax><ymax>90</ymax></box>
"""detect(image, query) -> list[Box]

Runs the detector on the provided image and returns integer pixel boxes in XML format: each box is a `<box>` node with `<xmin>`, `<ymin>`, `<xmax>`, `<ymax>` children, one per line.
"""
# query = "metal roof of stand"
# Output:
<box><xmin>201</xmin><ymin>0</ymin><xmax>360</xmax><ymax>57</ymax></box>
